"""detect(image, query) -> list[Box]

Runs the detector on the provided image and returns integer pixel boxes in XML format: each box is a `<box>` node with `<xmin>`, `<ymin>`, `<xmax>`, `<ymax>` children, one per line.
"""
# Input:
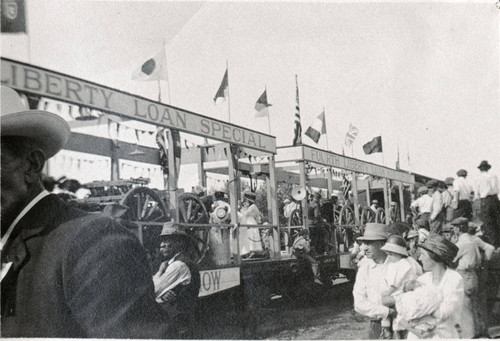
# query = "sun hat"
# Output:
<box><xmin>212</xmin><ymin>202</ymin><xmax>231</xmax><ymax>223</ymax></box>
<box><xmin>161</xmin><ymin>222</ymin><xmax>189</xmax><ymax>237</ymax></box>
<box><xmin>417</xmin><ymin>187</ymin><xmax>428</xmax><ymax>194</ymax></box>
<box><xmin>444</xmin><ymin>177</ymin><xmax>454</xmax><ymax>186</ymax></box>
<box><xmin>406</xmin><ymin>230</ymin><xmax>419</xmax><ymax>240</ymax></box>
<box><xmin>357</xmin><ymin>223</ymin><xmax>389</xmax><ymax>241</ymax></box>
<box><xmin>371</xmin><ymin>200</ymin><xmax>379</xmax><ymax>204</ymax></box>
<box><xmin>193</xmin><ymin>185</ymin><xmax>206</xmax><ymax>195</ymax></box>
<box><xmin>478</xmin><ymin>160</ymin><xmax>491</xmax><ymax>171</ymax></box>
<box><xmin>243</xmin><ymin>190</ymin><xmax>256</xmax><ymax>203</ymax></box>
<box><xmin>456</xmin><ymin>169</ymin><xmax>467</xmax><ymax>177</ymax></box>
<box><xmin>418</xmin><ymin>233</ymin><xmax>458</xmax><ymax>267</ymax></box>
<box><xmin>1</xmin><ymin>86</ymin><xmax>70</xmax><ymax>158</ymax></box>
<box><xmin>381</xmin><ymin>235</ymin><xmax>408</xmax><ymax>256</ymax></box>
<box><xmin>426</xmin><ymin>179</ymin><xmax>439</xmax><ymax>188</ymax></box>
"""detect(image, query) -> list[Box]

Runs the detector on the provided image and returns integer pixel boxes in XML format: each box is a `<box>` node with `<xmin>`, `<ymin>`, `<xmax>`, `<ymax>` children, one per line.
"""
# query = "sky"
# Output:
<box><xmin>1</xmin><ymin>0</ymin><xmax>499</xmax><ymax>184</ymax></box>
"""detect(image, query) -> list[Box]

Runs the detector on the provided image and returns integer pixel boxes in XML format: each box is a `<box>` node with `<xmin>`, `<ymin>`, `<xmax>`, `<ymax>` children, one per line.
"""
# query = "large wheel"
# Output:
<box><xmin>120</xmin><ymin>186</ymin><xmax>168</xmax><ymax>223</ymax></box>
<box><xmin>177</xmin><ymin>193</ymin><xmax>210</xmax><ymax>263</ymax></box>
<box><xmin>338</xmin><ymin>205</ymin><xmax>355</xmax><ymax>250</ymax></box>
<box><xmin>376</xmin><ymin>207</ymin><xmax>386</xmax><ymax>224</ymax></box>
<box><xmin>288</xmin><ymin>208</ymin><xmax>302</xmax><ymax>227</ymax></box>
<box><xmin>360</xmin><ymin>206</ymin><xmax>376</xmax><ymax>226</ymax></box>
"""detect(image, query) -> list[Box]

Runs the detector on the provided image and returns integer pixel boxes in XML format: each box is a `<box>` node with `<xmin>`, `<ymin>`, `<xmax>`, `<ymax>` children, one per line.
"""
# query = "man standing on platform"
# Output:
<box><xmin>454</xmin><ymin>169</ymin><xmax>473</xmax><ymax>219</ymax></box>
<box><xmin>474</xmin><ymin>161</ymin><xmax>500</xmax><ymax>247</ymax></box>
<box><xmin>410</xmin><ymin>187</ymin><xmax>433</xmax><ymax>222</ymax></box>
<box><xmin>428</xmin><ymin>180</ymin><xmax>445</xmax><ymax>234</ymax></box>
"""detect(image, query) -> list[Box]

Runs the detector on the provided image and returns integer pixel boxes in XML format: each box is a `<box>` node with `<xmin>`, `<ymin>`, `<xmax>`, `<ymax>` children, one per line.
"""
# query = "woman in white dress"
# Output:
<box><xmin>401</xmin><ymin>233</ymin><xmax>465</xmax><ymax>339</ymax></box>
<box><xmin>238</xmin><ymin>191</ymin><xmax>263</xmax><ymax>257</ymax></box>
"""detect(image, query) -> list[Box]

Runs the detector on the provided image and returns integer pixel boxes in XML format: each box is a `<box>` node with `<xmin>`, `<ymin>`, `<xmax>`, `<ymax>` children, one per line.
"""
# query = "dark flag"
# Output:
<box><xmin>363</xmin><ymin>136</ymin><xmax>383</xmax><ymax>155</ymax></box>
<box><xmin>1</xmin><ymin>0</ymin><xmax>26</xmax><ymax>33</ymax></box>
<box><xmin>214</xmin><ymin>68</ymin><xmax>228</xmax><ymax>103</ymax></box>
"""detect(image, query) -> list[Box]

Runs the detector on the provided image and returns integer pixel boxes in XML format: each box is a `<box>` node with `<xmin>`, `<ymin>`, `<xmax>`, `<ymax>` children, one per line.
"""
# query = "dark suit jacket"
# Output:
<box><xmin>1</xmin><ymin>194</ymin><xmax>171</xmax><ymax>338</ymax></box>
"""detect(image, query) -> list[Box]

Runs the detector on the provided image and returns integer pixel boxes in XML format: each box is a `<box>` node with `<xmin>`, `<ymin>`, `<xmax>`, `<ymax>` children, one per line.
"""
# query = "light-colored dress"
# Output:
<box><xmin>238</xmin><ymin>203</ymin><xmax>263</xmax><ymax>254</ymax></box>
<box><xmin>407</xmin><ymin>268</ymin><xmax>464</xmax><ymax>339</ymax></box>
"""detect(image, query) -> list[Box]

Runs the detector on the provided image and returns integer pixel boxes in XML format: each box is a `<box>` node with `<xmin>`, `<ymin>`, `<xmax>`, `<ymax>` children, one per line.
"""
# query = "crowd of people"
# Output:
<box><xmin>353</xmin><ymin>166</ymin><xmax>500</xmax><ymax>339</ymax></box>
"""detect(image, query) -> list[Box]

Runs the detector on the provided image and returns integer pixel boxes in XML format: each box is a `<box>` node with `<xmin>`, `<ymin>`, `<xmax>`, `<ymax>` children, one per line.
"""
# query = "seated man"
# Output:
<box><xmin>153</xmin><ymin>222</ymin><xmax>201</xmax><ymax>339</ymax></box>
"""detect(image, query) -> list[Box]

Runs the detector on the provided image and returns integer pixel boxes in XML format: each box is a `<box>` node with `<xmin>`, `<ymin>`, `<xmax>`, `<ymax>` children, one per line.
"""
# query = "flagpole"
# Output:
<box><xmin>266</xmin><ymin>85</ymin><xmax>272</xmax><ymax>135</ymax></box>
<box><xmin>164</xmin><ymin>41</ymin><xmax>171</xmax><ymax>104</ymax></box>
<box><xmin>226</xmin><ymin>60</ymin><xmax>231</xmax><ymax>123</ymax></box>
<box><xmin>323</xmin><ymin>107</ymin><xmax>329</xmax><ymax>151</ymax></box>
<box><xmin>157</xmin><ymin>80</ymin><xmax>162</xmax><ymax>102</ymax></box>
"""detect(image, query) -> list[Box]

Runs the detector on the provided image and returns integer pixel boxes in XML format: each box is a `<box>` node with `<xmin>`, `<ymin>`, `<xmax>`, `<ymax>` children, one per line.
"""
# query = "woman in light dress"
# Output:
<box><xmin>238</xmin><ymin>191</ymin><xmax>263</xmax><ymax>257</ymax></box>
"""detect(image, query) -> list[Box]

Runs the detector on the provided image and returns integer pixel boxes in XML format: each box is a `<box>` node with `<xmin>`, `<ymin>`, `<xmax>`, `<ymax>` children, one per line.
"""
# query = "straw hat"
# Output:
<box><xmin>418</xmin><ymin>233</ymin><xmax>458</xmax><ymax>267</ymax></box>
<box><xmin>406</xmin><ymin>230</ymin><xmax>419</xmax><ymax>240</ymax></box>
<box><xmin>417</xmin><ymin>187</ymin><xmax>428</xmax><ymax>194</ymax></box>
<box><xmin>357</xmin><ymin>223</ymin><xmax>389</xmax><ymax>241</ymax></box>
<box><xmin>478</xmin><ymin>160</ymin><xmax>491</xmax><ymax>171</ymax></box>
<box><xmin>212</xmin><ymin>202</ymin><xmax>231</xmax><ymax>223</ymax></box>
<box><xmin>1</xmin><ymin>86</ymin><xmax>70</xmax><ymax>158</ymax></box>
<box><xmin>444</xmin><ymin>177</ymin><xmax>454</xmax><ymax>186</ymax></box>
<box><xmin>161</xmin><ymin>222</ymin><xmax>189</xmax><ymax>237</ymax></box>
<box><xmin>456</xmin><ymin>169</ymin><xmax>467</xmax><ymax>177</ymax></box>
<box><xmin>243</xmin><ymin>190</ymin><xmax>256</xmax><ymax>203</ymax></box>
<box><xmin>381</xmin><ymin>235</ymin><xmax>408</xmax><ymax>256</ymax></box>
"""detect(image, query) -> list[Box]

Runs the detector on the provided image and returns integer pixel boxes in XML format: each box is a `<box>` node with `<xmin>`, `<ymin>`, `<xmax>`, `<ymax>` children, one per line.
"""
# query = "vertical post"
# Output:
<box><xmin>268</xmin><ymin>155</ymin><xmax>280</xmax><ymax>260</ymax></box>
<box><xmin>327</xmin><ymin>168</ymin><xmax>333</xmax><ymax>199</ymax></box>
<box><xmin>398</xmin><ymin>181</ymin><xmax>405</xmax><ymax>222</ymax></box>
<box><xmin>299</xmin><ymin>160</ymin><xmax>308</xmax><ymax>230</ymax></box>
<box><xmin>383</xmin><ymin>178</ymin><xmax>390</xmax><ymax>224</ymax></box>
<box><xmin>110</xmin><ymin>140</ymin><xmax>120</xmax><ymax>181</ymax></box>
<box><xmin>227</xmin><ymin>144</ymin><xmax>241</xmax><ymax>264</ymax></box>
<box><xmin>226</xmin><ymin>60</ymin><xmax>231</xmax><ymax>123</ymax></box>
<box><xmin>351</xmin><ymin>172</ymin><xmax>360</xmax><ymax>224</ymax></box>
<box><xmin>167</xmin><ymin>131</ymin><xmax>178</xmax><ymax>221</ymax></box>
<box><xmin>197</xmin><ymin>147</ymin><xmax>206</xmax><ymax>187</ymax></box>
<box><xmin>366</xmin><ymin>176</ymin><xmax>371</xmax><ymax>206</ymax></box>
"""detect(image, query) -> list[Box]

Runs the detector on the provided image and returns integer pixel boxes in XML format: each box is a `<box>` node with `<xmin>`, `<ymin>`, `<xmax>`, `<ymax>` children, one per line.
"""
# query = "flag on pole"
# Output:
<box><xmin>362</xmin><ymin>136</ymin><xmax>383</xmax><ymax>155</ymax></box>
<box><xmin>1</xmin><ymin>0</ymin><xmax>26</xmax><ymax>33</ymax></box>
<box><xmin>132</xmin><ymin>47</ymin><xmax>168</xmax><ymax>81</ymax></box>
<box><xmin>292</xmin><ymin>75</ymin><xmax>302</xmax><ymax>146</ymax></box>
<box><xmin>255</xmin><ymin>89</ymin><xmax>272</xmax><ymax>117</ymax></box>
<box><xmin>305</xmin><ymin>110</ymin><xmax>326</xmax><ymax>144</ymax></box>
<box><xmin>344</xmin><ymin>124</ymin><xmax>359</xmax><ymax>147</ymax></box>
<box><xmin>214</xmin><ymin>68</ymin><xmax>228</xmax><ymax>103</ymax></box>
<box><xmin>396</xmin><ymin>145</ymin><xmax>400</xmax><ymax>170</ymax></box>
<box><xmin>342</xmin><ymin>174</ymin><xmax>351</xmax><ymax>199</ymax></box>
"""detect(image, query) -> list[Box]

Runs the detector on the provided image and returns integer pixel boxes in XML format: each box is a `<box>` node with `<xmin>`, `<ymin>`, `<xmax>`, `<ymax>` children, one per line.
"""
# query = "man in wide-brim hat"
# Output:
<box><xmin>0</xmin><ymin>86</ymin><xmax>171</xmax><ymax>338</ymax></box>
<box><xmin>353</xmin><ymin>223</ymin><xmax>396</xmax><ymax>339</ymax></box>
<box><xmin>474</xmin><ymin>160</ymin><xmax>500</xmax><ymax>247</ymax></box>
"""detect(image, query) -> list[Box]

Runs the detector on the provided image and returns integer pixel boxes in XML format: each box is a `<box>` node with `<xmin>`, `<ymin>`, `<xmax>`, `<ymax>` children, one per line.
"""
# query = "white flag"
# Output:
<box><xmin>132</xmin><ymin>47</ymin><xmax>168</xmax><ymax>81</ymax></box>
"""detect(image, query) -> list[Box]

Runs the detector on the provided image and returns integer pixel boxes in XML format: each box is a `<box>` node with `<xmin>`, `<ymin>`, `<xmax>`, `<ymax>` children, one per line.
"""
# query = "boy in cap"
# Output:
<box><xmin>453</xmin><ymin>169</ymin><xmax>473</xmax><ymax>219</ymax></box>
<box><xmin>410</xmin><ymin>187</ymin><xmax>432</xmax><ymax>222</ymax></box>
<box><xmin>353</xmin><ymin>223</ymin><xmax>396</xmax><ymax>339</ymax></box>
<box><xmin>442</xmin><ymin>178</ymin><xmax>455</xmax><ymax>222</ymax></box>
<box><xmin>0</xmin><ymin>86</ymin><xmax>171</xmax><ymax>338</ymax></box>
<box><xmin>474</xmin><ymin>161</ymin><xmax>500</xmax><ymax>247</ymax></box>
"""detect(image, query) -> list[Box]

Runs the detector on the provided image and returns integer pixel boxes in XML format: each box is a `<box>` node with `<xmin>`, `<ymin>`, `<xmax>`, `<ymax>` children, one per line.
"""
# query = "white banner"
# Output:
<box><xmin>198</xmin><ymin>267</ymin><xmax>240</xmax><ymax>297</ymax></box>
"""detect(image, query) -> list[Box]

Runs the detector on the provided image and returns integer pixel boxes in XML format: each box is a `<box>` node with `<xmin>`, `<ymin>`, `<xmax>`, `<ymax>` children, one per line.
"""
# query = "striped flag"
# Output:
<box><xmin>292</xmin><ymin>75</ymin><xmax>302</xmax><ymax>146</ymax></box>
<box><xmin>305</xmin><ymin>110</ymin><xmax>326</xmax><ymax>144</ymax></box>
<box><xmin>214</xmin><ymin>68</ymin><xmax>228</xmax><ymax>103</ymax></box>
<box><xmin>255</xmin><ymin>89</ymin><xmax>272</xmax><ymax>117</ymax></box>
<box><xmin>342</xmin><ymin>174</ymin><xmax>351</xmax><ymax>199</ymax></box>
<box><xmin>344</xmin><ymin>124</ymin><xmax>359</xmax><ymax>147</ymax></box>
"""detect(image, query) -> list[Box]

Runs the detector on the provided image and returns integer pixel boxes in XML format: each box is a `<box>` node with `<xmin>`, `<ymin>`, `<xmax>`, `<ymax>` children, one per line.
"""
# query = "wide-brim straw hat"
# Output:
<box><xmin>381</xmin><ymin>242</ymin><xmax>408</xmax><ymax>256</ymax></box>
<box><xmin>418</xmin><ymin>233</ymin><xmax>458</xmax><ymax>267</ymax></box>
<box><xmin>243</xmin><ymin>190</ymin><xmax>256</xmax><ymax>203</ymax></box>
<box><xmin>357</xmin><ymin>223</ymin><xmax>389</xmax><ymax>241</ymax></box>
<box><xmin>212</xmin><ymin>203</ymin><xmax>230</xmax><ymax>223</ymax></box>
<box><xmin>478</xmin><ymin>160</ymin><xmax>491</xmax><ymax>170</ymax></box>
<box><xmin>1</xmin><ymin>86</ymin><xmax>70</xmax><ymax>158</ymax></box>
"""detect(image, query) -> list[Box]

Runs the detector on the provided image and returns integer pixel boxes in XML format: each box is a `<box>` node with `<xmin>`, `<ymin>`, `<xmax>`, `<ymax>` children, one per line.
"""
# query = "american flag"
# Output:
<box><xmin>342</xmin><ymin>174</ymin><xmax>351</xmax><ymax>198</ymax></box>
<box><xmin>292</xmin><ymin>75</ymin><xmax>302</xmax><ymax>145</ymax></box>
<box><xmin>345</xmin><ymin>124</ymin><xmax>359</xmax><ymax>147</ymax></box>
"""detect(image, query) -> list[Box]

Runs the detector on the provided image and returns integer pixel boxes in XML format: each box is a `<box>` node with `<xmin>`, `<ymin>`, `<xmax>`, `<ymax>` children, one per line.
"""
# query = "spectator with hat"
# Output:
<box><xmin>0</xmin><ymin>86</ymin><xmax>171</xmax><ymax>338</ymax></box>
<box><xmin>474</xmin><ymin>160</ymin><xmax>500</xmax><ymax>247</ymax></box>
<box><xmin>442</xmin><ymin>178</ymin><xmax>455</xmax><ymax>222</ymax></box>
<box><xmin>380</xmin><ymin>235</ymin><xmax>423</xmax><ymax>339</ymax></box>
<box><xmin>410</xmin><ymin>186</ymin><xmax>432</xmax><ymax>223</ymax></box>
<box><xmin>427</xmin><ymin>180</ymin><xmax>445</xmax><ymax>234</ymax></box>
<box><xmin>153</xmin><ymin>222</ymin><xmax>201</xmax><ymax>338</ymax></box>
<box><xmin>403</xmin><ymin>234</ymin><xmax>464</xmax><ymax>339</ymax></box>
<box><xmin>450</xmin><ymin>217</ymin><xmax>482</xmax><ymax>338</ymax></box>
<box><xmin>307</xmin><ymin>191</ymin><xmax>329</xmax><ymax>254</ymax></box>
<box><xmin>415</xmin><ymin>218</ymin><xmax>430</xmax><ymax>244</ymax></box>
<box><xmin>353</xmin><ymin>223</ymin><xmax>394</xmax><ymax>339</ymax></box>
<box><xmin>405</xmin><ymin>229</ymin><xmax>420</xmax><ymax>261</ymax></box>
<box><xmin>453</xmin><ymin>169</ymin><xmax>473</xmax><ymax>219</ymax></box>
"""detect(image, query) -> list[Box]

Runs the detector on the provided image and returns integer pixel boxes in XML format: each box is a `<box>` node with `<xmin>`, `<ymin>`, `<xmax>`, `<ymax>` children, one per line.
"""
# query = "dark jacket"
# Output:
<box><xmin>1</xmin><ymin>194</ymin><xmax>171</xmax><ymax>338</ymax></box>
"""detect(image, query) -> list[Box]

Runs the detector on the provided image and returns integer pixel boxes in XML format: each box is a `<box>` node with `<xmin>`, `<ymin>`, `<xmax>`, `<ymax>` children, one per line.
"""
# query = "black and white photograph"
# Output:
<box><xmin>1</xmin><ymin>0</ymin><xmax>499</xmax><ymax>339</ymax></box>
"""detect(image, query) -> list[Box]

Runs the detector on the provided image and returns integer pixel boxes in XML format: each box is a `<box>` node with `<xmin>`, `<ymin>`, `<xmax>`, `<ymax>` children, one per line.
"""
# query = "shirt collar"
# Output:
<box><xmin>168</xmin><ymin>252</ymin><xmax>182</xmax><ymax>265</ymax></box>
<box><xmin>1</xmin><ymin>190</ymin><xmax>50</xmax><ymax>251</ymax></box>
<box><xmin>367</xmin><ymin>256</ymin><xmax>389</xmax><ymax>269</ymax></box>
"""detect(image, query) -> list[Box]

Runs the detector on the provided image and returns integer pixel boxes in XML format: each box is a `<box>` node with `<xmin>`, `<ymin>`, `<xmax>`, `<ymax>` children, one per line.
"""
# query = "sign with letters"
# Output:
<box><xmin>1</xmin><ymin>58</ymin><xmax>276</xmax><ymax>154</ymax></box>
<box><xmin>276</xmin><ymin>145</ymin><xmax>415</xmax><ymax>184</ymax></box>
<box><xmin>198</xmin><ymin>267</ymin><xmax>240</xmax><ymax>297</ymax></box>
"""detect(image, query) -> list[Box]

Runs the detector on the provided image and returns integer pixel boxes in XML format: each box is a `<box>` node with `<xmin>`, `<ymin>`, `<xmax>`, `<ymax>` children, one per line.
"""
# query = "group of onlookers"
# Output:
<box><xmin>353</xmin><ymin>161</ymin><xmax>499</xmax><ymax>339</ymax></box>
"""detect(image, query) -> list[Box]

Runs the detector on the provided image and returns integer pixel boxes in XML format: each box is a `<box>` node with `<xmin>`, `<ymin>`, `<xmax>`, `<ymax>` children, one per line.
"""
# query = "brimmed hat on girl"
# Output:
<box><xmin>381</xmin><ymin>234</ymin><xmax>408</xmax><ymax>256</ymax></box>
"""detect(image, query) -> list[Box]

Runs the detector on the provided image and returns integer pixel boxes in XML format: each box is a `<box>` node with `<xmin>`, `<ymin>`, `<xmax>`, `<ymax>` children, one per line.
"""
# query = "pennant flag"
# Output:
<box><xmin>345</xmin><ymin>124</ymin><xmax>359</xmax><ymax>147</ymax></box>
<box><xmin>342</xmin><ymin>174</ymin><xmax>351</xmax><ymax>199</ymax></box>
<box><xmin>132</xmin><ymin>47</ymin><xmax>168</xmax><ymax>81</ymax></box>
<box><xmin>254</xmin><ymin>89</ymin><xmax>272</xmax><ymax>117</ymax></box>
<box><xmin>396</xmin><ymin>145</ymin><xmax>400</xmax><ymax>170</ymax></box>
<box><xmin>362</xmin><ymin>136</ymin><xmax>383</xmax><ymax>155</ymax></box>
<box><xmin>305</xmin><ymin>110</ymin><xmax>326</xmax><ymax>144</ymax></box>
<box><xmin>1</xmin><ymin>0</ymin><xmax>26</xmax><ymax>33</ymax></box>
<box><xmin>214</xmin><ymin>68</ymin><xmax>228</xmax><ymax>103</ymax></box>
<box><xmin>292</xmin><ymin>75</ymin><xmax>302</xmax><ymax>145</ymax></box>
